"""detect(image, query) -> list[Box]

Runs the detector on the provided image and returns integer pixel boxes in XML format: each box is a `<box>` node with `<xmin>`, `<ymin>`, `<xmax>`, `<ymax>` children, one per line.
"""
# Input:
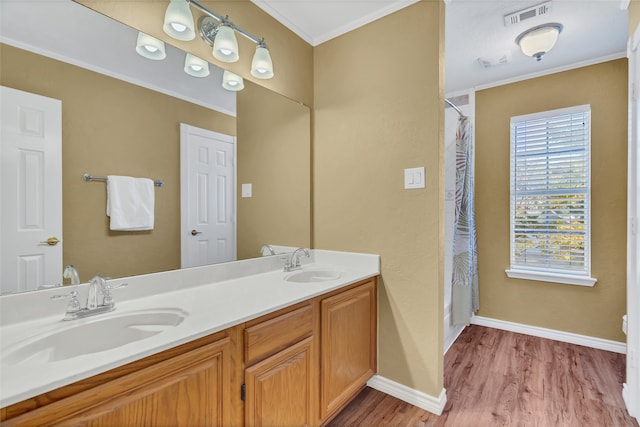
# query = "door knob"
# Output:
<box><xmin>191</xmin><ymin>230</ymin><xmax>202</xmax><ymax>236</ymax></box>
<box><xmin>41</xmin><ymin>237</ymin><xmax>60</xmax><ymax>246</ymax></box>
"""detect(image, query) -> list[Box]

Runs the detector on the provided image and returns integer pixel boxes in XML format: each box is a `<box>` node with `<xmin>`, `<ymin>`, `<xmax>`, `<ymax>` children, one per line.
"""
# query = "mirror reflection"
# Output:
<box><xmin>0</xmin><ymin>1</ymin><xmax>311</xmax><ymax>295</ymax></box>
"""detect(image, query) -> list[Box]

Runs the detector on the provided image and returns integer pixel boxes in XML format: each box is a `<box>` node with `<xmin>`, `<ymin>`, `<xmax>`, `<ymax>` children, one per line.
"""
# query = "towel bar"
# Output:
<box><xmin>83</xmin><ymin>173</ymin><xmax>163</xmax><ymax>187</ymax></box>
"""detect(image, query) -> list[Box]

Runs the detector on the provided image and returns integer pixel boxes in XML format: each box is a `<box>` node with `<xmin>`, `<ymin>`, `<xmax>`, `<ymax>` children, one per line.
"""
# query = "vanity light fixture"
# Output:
<box><xmin>222</xmin><ymin>70</ymin><xmax>245</xmax><ymax>91</ymax></box>
<box><xmin>212</xmin><ymin>20</ymin><xmax>239</xmax><ymax>63</ymax></box>
<box><xmin>184</xmin><ymin>53</ymin><xmax>210</xmax><ymax>77</ymax></box>
<box><xmin>515</xmin><ymin>22</ymin><xmax>563</xmax><ymax>61</ymax></box>
<box><xmin>163</xmin><ymin>0</ymin><xmax>196</xmax><ymax>41</ymax></box>
<box><xmin>164</xmin><ymin>0</ymin><xmax>274</xmax><ymax>79</ymax></box>
<box><xmin>150</xmin><ymin>0</ymin><xmax>276</xmax><ymax>90</ymax></box>
<box><xmin>251</xmin><ymin>40</ymin><xmax>274</xmax><ymax>79</ymax></box>
<box><xmin>135</xmin><ymin>32</ymin><xmax>167</xmax><ymax>60</ymax></box>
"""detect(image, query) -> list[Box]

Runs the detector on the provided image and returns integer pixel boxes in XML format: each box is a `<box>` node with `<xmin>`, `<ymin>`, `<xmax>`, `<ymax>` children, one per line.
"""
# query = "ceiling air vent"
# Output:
<box><xmin>504</xmin><ymin>1</ymin><xmax>552</xmax><ymax>27</ymax></box>
<box><xmin>477</xmin><ymin>51</ymin><xmax>512</xmax><ymax>68</ymax></box>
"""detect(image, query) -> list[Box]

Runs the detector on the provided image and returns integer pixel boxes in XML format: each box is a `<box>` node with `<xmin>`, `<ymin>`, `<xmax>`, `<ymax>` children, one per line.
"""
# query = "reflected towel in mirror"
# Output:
<box><xmin>106</xmin><ymin>175</ymin><xmax>155</xmax><ymax>231</ymax></box>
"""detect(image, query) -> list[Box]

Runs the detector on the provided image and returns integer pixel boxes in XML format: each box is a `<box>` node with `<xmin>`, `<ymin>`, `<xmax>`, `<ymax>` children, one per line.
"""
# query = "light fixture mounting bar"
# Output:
<box><xmin>188</xmin><ymin>0</ymin><xmax>264</xmax><ymax>46</ymax></box>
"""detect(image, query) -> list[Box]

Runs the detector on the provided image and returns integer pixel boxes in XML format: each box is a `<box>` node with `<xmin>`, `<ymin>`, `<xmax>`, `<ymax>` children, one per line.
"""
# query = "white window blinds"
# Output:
<box><xmin>509</xmin><ymin>105</ymin><xmax>591</xmax><ymax>278</ymax></box>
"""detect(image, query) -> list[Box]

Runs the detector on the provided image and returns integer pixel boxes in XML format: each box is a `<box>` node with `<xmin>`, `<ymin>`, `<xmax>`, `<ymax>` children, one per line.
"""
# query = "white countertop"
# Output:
<box><xmin>0</xmin><ymin>250</ymin><xmax>380</xmax><ymax>408</ymax></box>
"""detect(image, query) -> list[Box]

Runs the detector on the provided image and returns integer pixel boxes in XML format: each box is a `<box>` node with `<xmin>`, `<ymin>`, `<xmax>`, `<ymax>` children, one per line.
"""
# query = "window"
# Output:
<box><xmin>506</xmin><ymin>105</ymin><xmax>596</xmax><ymax>286</ymax></box>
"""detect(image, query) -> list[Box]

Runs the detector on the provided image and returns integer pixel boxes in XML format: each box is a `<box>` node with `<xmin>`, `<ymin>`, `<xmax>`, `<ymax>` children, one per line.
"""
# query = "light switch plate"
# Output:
<box><xmin>404</xmin><ymin>167</ymin><xmax>425</xmax><ymax>189</ymax></box>
<box><xmin>241</xmin><ymin>183</ymin><xmax>252</xmax><ymax>198</ymax></box>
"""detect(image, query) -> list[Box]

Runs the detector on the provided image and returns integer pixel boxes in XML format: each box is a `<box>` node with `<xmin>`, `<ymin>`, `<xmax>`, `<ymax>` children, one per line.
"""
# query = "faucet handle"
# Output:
<box><xmin>51</xmin><ymin>290</ymin><xmax>78</xmax><ymax>301</ymax></box>
<box><xmin>51</xmin><ymin>291</ymin><xmax>82</xmax><ymax>318</ymax></box>
<box><xmin>102</xmin><ymin>283</ymin><xmax>128</xmax><ymax>306</ymax></box>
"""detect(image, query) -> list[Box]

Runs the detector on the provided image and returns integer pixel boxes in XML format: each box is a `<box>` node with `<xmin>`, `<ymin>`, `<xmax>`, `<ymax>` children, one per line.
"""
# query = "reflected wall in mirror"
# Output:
<box><xmin>237</xmin><ymin>82</ymin><xmax>311</xmax><ymax>261</ymax></box>
<box><xmin>0</xmin><ymin>4</ymin><xmax>310</xmax><ymax>294</ymax></box>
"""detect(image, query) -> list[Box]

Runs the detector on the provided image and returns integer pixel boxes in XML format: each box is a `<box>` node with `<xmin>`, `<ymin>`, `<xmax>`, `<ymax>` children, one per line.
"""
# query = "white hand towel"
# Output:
<box><xmin>106</xmin><ymin>175</ymin><xmax>155</xmax><ymax>231</ymax></box>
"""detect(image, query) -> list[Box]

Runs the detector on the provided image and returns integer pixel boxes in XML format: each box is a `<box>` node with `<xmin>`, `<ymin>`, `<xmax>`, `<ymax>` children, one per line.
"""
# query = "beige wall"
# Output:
<box><xmin>1</xmin><ymin>44</ymin><xmax>235</xmax><ymax>281</ymax></box>
<box><xmin>76</xmin><ymin>0</ymin><xmax>314</xmax><ymax>107</ymax></box>
<box><xmin>313</xmin><ymin>1</ymin><xmax>445</xmax><ymax>397</ymax></box>
<box><xmin>236</xmin><ymin>81</ymin><xmax>311</xmax><ymax>258</ymax></box>
<box><xmin>475</xmin><ymin>59</ymin><xmax>628</xmax><ymax>342</ymax></box>
<box><xmin>630</xmin><ymin>0</ymin><xmax>640</xmax><ymax>37</ymax></box>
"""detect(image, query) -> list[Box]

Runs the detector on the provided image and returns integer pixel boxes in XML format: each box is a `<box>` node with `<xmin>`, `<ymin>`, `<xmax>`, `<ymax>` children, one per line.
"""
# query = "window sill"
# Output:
<box><xmin>505</xmin><ymin>269</ymin><xmax>597</xmax><ymax>287</ymax></box>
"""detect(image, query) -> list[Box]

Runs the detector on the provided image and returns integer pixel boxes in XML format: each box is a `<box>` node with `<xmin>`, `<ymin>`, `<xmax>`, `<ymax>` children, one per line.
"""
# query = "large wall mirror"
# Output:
<box><xmin>0</xmin><ymin>0</ymin><xmax>311</xmax><ymax>294</ymax></box>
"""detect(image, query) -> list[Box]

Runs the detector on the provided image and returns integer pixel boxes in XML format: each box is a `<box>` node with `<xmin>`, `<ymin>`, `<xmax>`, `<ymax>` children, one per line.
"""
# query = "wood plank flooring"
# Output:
<box><xmin>326</xmin><ymin>325</ymin><xmax>638</xmax><ymax>426</ymax></box>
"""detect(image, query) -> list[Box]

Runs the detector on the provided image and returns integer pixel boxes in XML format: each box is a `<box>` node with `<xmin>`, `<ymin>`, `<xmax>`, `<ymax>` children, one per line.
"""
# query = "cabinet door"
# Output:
<box><xmin>245</xmin><ymin>337</ymin><xmax>314</xmax><ymax>427</ymax></box>
<box><xmin>4</xmin><ymin>338</ymin><xmax>235</xmax><ymax>427</ymax></box>
<box><xmin>320</xmin><ymin>280</ymin><xmax>376</xmax><ymax>421</ymax></box>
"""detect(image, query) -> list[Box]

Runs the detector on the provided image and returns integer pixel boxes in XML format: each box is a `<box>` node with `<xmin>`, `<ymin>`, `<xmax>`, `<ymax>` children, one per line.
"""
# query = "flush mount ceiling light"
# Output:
<box><xmin>222</xmin><ymin>70</ymin><xmax>245</xmax><ymax>91</ymax></box>
<box><xmin>136</xmin><ymin>32</ymin><xmax>167</xmax><ymax>60</ymax></box>
<box><xmin>184</xmin><ymin>53</ymin><xmax>210</xmax><ymax>77</ymax></box>
<box><xmin>515</xmin><ymin>23</ymin><xmax>563</xmax><ymax>61</ymax></box>
<box><xmin>163</xmin><ymin>0</ymin><xmax>196</xmax><ymax>41</ymax></box>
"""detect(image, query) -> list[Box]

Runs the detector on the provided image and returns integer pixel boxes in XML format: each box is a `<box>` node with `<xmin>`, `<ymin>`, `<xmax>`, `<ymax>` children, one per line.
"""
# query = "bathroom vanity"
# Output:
<box><xmin>0</xmin><ymin>250</ymin><xmax>379</xmax><ymax>426</ymax></box>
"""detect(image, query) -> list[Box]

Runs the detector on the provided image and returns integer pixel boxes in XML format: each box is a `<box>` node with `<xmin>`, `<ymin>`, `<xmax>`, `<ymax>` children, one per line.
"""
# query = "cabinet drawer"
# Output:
<box><xmin>245</xmin><ymin>304</ymin><xmax>313</xmax><ymax>365</ymax></box>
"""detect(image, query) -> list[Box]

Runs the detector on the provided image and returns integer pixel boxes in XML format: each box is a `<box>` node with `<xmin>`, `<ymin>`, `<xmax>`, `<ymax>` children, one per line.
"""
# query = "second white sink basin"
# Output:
<box><xmin>285</xmin><ymin>269</ymin><xmax>342</xmax><ymax>283</ymax></box>
<box><xmin>2</xmin><ymin>308</ymin><xmax>188</xmax><ymax>365</ymax></box>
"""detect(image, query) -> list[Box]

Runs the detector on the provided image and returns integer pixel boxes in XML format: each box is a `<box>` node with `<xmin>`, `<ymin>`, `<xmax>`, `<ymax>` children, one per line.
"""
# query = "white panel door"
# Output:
<box><xmin>180</xmin><ymin>124</ymin><xmax>236</xmax><ymax>268</ymax></box>
<box><xmin>1</xmin><ymin>86</ymin><xmax>62</xmax><ymax>294</ymax></box>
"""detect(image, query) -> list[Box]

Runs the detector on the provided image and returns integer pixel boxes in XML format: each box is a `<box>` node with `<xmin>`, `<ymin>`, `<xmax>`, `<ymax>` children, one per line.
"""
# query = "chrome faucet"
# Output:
<box><xmin>284</xmin><ymin>248</ymin><xmax>310</xmax><ymax>272</ymax></box>
<box><xmin>63</xmin><ymin>265</ymin><xmax>80</xmax><ymax>285</ymax></box>
<box><xmin>261</xmin><ymin>244</ymin><xmax>276</xmax><ymax>256</ymax></box>
<box><xmin>87</xmin><ymin>275</ymin><xmax>106</xmax><ymax>309</ymax></box>
<box><xmin>51</xmin><ymin>275</ymin><xmax>127</xmax><ymax>321</ymax></box>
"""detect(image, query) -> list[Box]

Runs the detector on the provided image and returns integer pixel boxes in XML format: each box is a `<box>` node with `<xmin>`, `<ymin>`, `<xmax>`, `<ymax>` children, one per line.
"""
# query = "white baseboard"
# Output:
<box><xmin>623</xmin><ymin>383</ymin><xmax>639</xmax><ymax>419</ymax></box>
<box><xmin>444</xmin><ymin>303</ymin><xmax>466</xmax><ymax>354</ymax></box>
<box><xmin>444</xmin><ymin>322</ymin><xmax>465</xmax><ymax>354</ymax></box>
<box><xmin>471</xmin><ymin>315</ymin><xmax>627</xmax><ymax>354</ymax></box>
<box><xmin>366</xmin><ymin>374</ymin><xmax>447</xmax><ymax>416</ymax></box>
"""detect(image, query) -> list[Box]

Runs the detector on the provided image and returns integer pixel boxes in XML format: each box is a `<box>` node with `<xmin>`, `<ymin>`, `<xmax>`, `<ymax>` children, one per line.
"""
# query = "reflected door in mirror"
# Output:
<box><xmin>181</xmin><ymin>124</ymin><xmax>236</xmax><ymax>268</ymax></box>
<box><xmin>1</xmin><ymin>86</ymin><xmax>62</xmax><ymax>294</ymax></box>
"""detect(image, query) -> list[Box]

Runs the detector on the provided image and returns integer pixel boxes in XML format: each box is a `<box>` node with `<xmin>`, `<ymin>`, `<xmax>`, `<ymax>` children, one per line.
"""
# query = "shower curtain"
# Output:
<box><xmin>451</xmin><ymin>116</ymin><xmax>479</xmax><ymax>326</ymax></box>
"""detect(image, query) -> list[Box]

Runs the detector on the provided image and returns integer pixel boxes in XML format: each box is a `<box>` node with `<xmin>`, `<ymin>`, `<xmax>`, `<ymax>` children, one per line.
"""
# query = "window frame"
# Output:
<box><xmin>505</xmin><ymin>104</ymin><xmax>597</xmax><ymax>287</ymax></box>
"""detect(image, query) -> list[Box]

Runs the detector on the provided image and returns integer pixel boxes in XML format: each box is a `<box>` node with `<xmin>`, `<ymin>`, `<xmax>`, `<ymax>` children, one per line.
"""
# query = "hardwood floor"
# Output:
<box><xmin>326</xmin><ymin>325</ymin><xmax>638</xmax><ymax>426</ymax></box>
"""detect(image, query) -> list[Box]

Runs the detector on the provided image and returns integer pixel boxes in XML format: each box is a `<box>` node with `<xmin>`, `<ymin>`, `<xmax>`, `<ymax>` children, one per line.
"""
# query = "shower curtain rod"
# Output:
<box><xmin>445</xmin><ymin>98</ymin><xmax>466</xmax><ymax>118</ymax></box>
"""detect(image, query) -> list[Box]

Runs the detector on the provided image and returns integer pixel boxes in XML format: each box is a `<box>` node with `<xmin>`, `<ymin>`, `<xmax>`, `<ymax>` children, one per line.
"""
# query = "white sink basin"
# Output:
<box><xmin>285</xmin><ymin>269</ymin><xmax>342</xmax><ymax>283</ymax></box>
<box><xmin>2</xmin><ymin>308</ymin><xmax>187</xmax><ymax>365</ymax></box>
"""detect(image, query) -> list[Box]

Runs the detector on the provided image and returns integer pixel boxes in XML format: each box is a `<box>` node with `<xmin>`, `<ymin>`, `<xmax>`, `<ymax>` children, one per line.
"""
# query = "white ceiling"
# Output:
<box><xmin>254</xmin><ymin>0</ymin><xmax>629</xmax><ymax>93</ymax></box>
<box><xmin>252</xmin><ymin>0</ymin><xmax>421</xmax><ymax>46</ymax></box>
<box><xmin>1</xmin><ymin>0</ymin><xmax>629</xmax><ymax>102</ymax></box>
<box><xmin>444</xmin><ymin>0</ymin><xmax>628</xmax><ymax>92</ymax></box>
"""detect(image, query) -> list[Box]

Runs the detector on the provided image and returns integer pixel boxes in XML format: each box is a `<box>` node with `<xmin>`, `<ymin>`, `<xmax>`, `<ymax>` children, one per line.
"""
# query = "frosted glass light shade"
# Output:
<box><xmin>163</xmin><ymin>0</ymin><xmax>195</xmax><ymax>41</ymax></box>
<box><xmin>222</xmin><ymin>70</ymin><xmax>244</xmax><ymax>91</ymax></box>
<box><xmin>516</xmin><ymin>23</ymin><xmax>562</xmax><ymax>61</ymax></box>
<box><xmin>136</xmin><ymin>32</ymin><xmax>166</xmax><ymax>60</ymax></box>
<box><xmin>250</xmin><ymin>46</ymin><xmax>274</xmax><ymax>79</ymax></box>
<box><xmin>184</xmin><ymin>54</ymin><xmax>210</xmax><ymax>77</ymax></box>
<box><xmin>213</xmin><ymin>25</ymin><xmax>239</xmax><ymax>63</ymax></box>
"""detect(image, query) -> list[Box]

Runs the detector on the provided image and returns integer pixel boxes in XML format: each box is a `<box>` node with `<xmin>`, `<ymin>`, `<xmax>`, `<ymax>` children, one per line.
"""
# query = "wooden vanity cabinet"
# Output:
<box><xmin>319</xmin><ymin>278</ymin><xmax>377</xmax><ymax>422</ymax></box>
<box><xmin>0</xmin><ymin>327</ymin><xmax>244</xmax><ymax>427</ymax></box>
<box><xmin>243</xmin><ymin>301</ymin><xmax>319</xmax><ymax>427</ymax></box>
<box><xmin>1</xmin><ymin>277</ymin><xmax>377</xmax><ymax>427</ymax></box>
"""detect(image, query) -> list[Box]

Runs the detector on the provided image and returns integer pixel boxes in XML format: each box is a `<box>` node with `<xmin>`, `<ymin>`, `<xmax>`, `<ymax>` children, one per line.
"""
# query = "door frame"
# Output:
<box><xmin>623</xmin><ymin>18</ymin><xmax>639</xmax><ymax>420</ymax></box>
<box><xmin>179</xmin><ymin>123</ymin><xmax>237</xmax><ymax>268</ymax></box>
